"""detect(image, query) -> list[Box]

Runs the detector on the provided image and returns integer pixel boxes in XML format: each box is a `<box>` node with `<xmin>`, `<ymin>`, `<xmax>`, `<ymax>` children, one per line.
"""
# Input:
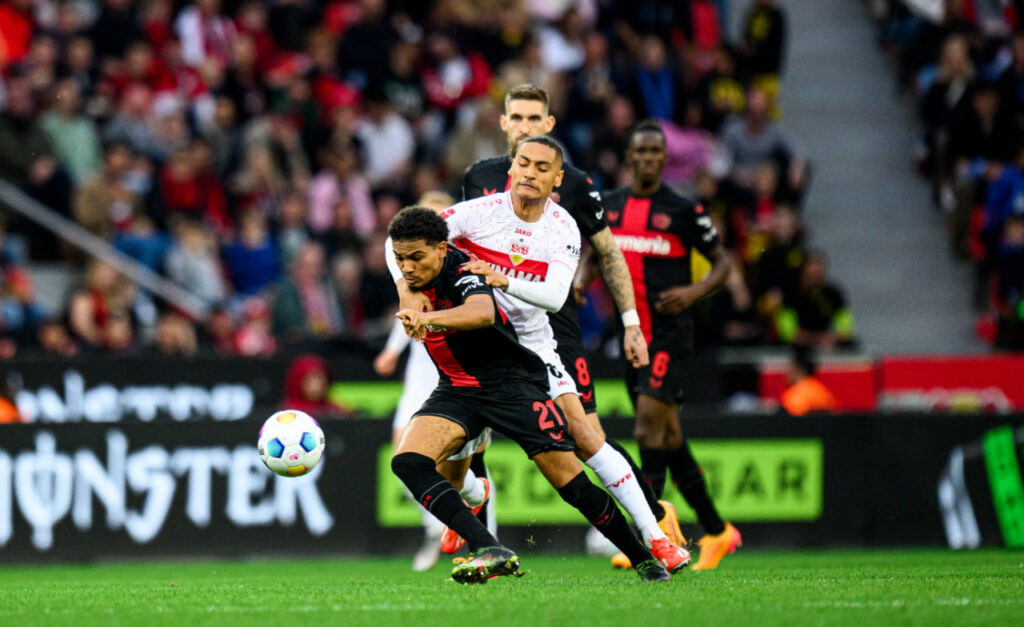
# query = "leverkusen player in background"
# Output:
<box><xmin>602</xmin><ymin>119</ymin><xmax>742</xmax><ymax>570</ymax></box>
<box><xmin>461</xmin><ymin>84</ymin><xmax>688</xmax><ymax>553</ymax></box>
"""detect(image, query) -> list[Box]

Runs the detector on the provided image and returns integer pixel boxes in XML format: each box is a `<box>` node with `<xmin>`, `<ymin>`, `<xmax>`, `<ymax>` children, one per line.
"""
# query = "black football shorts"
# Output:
<box><xmin>626</xmin><ymin>336</ymin><xmax>693</xmax><ymax>406</ymax></box>
<box><xmin>553</xmin><ymin>336</ymin><xmax>598</xmax><ymax>414</ymax></box>
<box><xmin>414</xmin><ymin>380</ymin><xmax>576</xmax><ymax>458</ymax></box>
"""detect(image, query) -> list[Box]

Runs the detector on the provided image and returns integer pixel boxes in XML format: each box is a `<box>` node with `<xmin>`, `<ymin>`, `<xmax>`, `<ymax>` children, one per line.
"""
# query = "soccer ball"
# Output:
<box><xmin>257</xmin><ymin>410</ymin><xmax>325</xmax><ymax>477</ymax></box>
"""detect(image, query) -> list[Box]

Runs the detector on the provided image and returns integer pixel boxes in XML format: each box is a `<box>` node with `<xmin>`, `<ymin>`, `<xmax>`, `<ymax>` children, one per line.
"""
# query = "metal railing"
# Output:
<box><xmin>0</xmin><ymin>178</ymin><xmax>209</xmax><ymax>320</ymax></box>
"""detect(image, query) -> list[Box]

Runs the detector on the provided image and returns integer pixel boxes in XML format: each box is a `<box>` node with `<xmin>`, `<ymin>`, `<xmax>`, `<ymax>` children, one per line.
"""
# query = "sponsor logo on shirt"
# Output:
<box><xmin>482</xmin><ymin>262</ymin><xmax>544</xmax><ymax>282</ymax></box>
<box><xmin>614</xmin><ymin>234</ymin><xmax>675</xmax><ymax>256</ymax></box>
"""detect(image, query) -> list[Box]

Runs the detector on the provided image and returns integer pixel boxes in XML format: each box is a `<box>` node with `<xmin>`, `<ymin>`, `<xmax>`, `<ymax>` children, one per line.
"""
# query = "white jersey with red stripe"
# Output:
<box><xmin>441</xmin><ymin>191</ymin><xmax>582</xmax><ymax>354</ymax></box>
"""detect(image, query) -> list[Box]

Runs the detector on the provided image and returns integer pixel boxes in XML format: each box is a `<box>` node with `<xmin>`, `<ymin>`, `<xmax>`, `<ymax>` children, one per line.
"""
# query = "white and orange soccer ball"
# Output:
<box><xmin>257</xmin><ymin>410</ymin><xmax>326</xmax><ymax>477</ymax></box>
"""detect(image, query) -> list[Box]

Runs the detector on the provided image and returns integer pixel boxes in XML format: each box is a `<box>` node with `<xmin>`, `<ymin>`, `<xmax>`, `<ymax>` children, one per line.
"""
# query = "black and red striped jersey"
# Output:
<box><xmin>604</xmin><ymin>185</ymin><xmax>720</xmax><ymax>343</ymax></box>
<box><xmin>462</xmin><ymin>154</ymin><xmax>608</xmax><ymax>343</ymax></box>
<box><xmin>419</xmin><ymin>246</ymin><xmax>548</xmax><ymax>389</ymax></box>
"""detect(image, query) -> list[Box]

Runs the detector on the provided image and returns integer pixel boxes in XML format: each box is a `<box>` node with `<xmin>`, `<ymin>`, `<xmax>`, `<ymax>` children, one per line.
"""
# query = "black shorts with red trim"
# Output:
<box><xmin>549</xmin><ymin>303</ymin><xmax>597</xmax><ymax>414</ymax></box>
<box><xmin>625</xmin><ymin>331</ymin><xmax>694</xmax><ymax>406</ymax></box>
<box><xmin>553</xmin><ymin>336</ymin><xmax>597</xmax><ymax>414</ymax></box>
<box><xmin>413</xmin><ymin>380</ymin><xmax>576</xmax><ymax>458</ymax></box>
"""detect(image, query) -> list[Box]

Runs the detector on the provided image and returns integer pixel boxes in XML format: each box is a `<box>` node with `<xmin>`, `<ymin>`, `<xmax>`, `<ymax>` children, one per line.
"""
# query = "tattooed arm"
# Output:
<box><xmin>587</xmin><ymin>227</ymin><xmax>649</xmax><ymax>369</ymax></box>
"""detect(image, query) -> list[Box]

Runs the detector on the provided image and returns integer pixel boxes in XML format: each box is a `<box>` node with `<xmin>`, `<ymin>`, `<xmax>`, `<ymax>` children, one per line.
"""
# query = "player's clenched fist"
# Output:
<box><xmin>460</xmin><ymin>261</ymin><xmax>508</xmax><ymax>289</ymax></box>
<box><xmin>623</xmin><ymin>326</ymin><xmax>650</xmax><ymax>368</ymax></box>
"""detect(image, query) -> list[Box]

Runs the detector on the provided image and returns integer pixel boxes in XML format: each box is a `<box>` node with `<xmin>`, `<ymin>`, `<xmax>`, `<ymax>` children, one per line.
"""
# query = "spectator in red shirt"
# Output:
<box><xmin>157</xmin><ymin>145</ymin><xmax>231</xmax><ymax>234</ymax></box>
<box><xmin>0</xmin><ymin>0</ymin><xmax>34</xmax><ymax>70</ymax></box>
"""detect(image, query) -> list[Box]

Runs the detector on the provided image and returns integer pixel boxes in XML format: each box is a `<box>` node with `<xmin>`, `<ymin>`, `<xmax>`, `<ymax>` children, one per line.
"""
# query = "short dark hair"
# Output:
<box><xmin>505</xmin><ymin>83</ymin><xmax>549</xmax><ymax>113</ymax></box>
<box><xmin>388</xmin><ymin>207</ymin><xmax>449</xmax><ymax>245</ymax></box>
<box><xmin>517</xmin><ymin>135</ymin><xmax>563</xmax><ymax>167</ymax></box>
<box><xmin>629</xmin><ymin>118</ymin><xmax>666</xmax><ymax>143</ymax></box>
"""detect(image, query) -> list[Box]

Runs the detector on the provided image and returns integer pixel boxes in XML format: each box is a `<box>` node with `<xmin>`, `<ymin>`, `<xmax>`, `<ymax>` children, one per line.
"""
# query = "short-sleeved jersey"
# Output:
<box><xmin>463</xmin><ymin>155</ymin><xmax>607</xmax><ymax>341</ymax></box>
<box><xmin>441</xmin><ymin>190</ymin><xmax>581</xmax><ymax>353</ymax></box>
<box><xmin>604</xmin><ymin>185</ymin><xmax>720</xmax><ymax>344</ymax></box>
<box><xmin>419</xmin><ymin>246</ymin><xmax>548</xmax><ymax>389</ymax></box>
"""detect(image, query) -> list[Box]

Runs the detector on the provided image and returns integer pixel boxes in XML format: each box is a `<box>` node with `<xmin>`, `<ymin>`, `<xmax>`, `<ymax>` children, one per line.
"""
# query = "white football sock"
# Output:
<box><xmin>460</xmin><ymin>468</ymin><xmax>488</xmax><ymax>507</ymax></box>
<box><xmin>585</xmin><ymin>443</ymin><xmax>665</xmax><ymax>548</ymax></box>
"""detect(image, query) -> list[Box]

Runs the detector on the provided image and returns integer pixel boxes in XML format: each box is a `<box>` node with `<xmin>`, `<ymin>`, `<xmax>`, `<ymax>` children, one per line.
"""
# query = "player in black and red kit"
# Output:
<box><xmin>462</xmin><ymin>85</ymin><xmax>689</xmax><ymax>552</ymax></box>
<box><xmin>387</xmin><ymin>207</ymin><xmax>670</xmax><ymax>583</ymax></box>
<box><xmin>604</xmin><ymin>120</ymin><xmax>741</xmax><ymax>570</ymax></box>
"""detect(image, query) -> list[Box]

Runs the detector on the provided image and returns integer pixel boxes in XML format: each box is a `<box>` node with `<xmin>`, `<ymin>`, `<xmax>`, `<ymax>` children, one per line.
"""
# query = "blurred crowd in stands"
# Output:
<box><xmin>0</xmin><ymin>0</ymin><xmax>855</xmax><ymax>358</ymax></box>
<box><xmin>872</xmin><ymin>0</ymin><xmax>1024</xmax><ymax>349</ymax></box>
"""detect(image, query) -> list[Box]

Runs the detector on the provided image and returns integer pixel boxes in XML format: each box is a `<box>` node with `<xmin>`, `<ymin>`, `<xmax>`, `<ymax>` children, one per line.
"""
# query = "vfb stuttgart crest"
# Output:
<box><xmin>510</xmin><ymin>242</ymin><xmax>530</xmax><ymax>265</ymax></box>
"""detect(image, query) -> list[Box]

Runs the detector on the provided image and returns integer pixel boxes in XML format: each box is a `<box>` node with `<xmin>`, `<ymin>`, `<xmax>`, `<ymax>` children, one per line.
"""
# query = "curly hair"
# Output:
<box><xmin>387</xmin><ymin>207</ymin><xmax>449</xmax><ymax>245</ymax></box>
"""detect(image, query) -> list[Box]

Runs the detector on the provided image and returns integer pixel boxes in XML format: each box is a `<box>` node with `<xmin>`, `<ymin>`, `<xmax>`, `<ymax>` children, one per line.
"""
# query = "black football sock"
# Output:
<box><xmin>469</xmin><ymin>451</ymin><xmax>491</xmax><ymax>529</ymax></box>
<box><xmin>392</xmin><ymin>452</ymin><xmax>499</xmax><ymax>552</ymax></box>
<box><xmin>666</xmin><ymin>441</ymin><xmax>726</xmax><ymax>535</ymax></box>
<box><xmin>639</xmin><ymin>447</ymin><xmax>668</xmax><ymax>498</ymax></box>
<box><xmin>607</xmin><ymin>439</ymin><xmax>665</xmax><ymax>520</ymax></box>
<box><xmin>557</xmin><ymin>472</ymin><xmax>652</xmax><ymax>566</ymax></box>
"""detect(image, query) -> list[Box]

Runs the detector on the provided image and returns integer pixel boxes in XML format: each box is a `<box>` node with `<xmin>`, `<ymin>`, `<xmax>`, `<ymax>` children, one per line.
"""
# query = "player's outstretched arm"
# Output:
<box><xmin>587</xmin><ymin>227</ymin><xmax>649</xmax><ymax>369</ymax></box>
<box><xmin>399</xmin><ymin>294</ymin><xmax>496</xmax><ymax>336</ymax></box>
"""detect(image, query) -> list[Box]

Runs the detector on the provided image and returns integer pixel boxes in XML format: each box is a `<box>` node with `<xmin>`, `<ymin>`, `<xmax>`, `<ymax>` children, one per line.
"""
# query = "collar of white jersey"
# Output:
<box><xmin>502</xmin><ymin>190</ymin><xmax>554</xmax><ymax>224</ymax></box>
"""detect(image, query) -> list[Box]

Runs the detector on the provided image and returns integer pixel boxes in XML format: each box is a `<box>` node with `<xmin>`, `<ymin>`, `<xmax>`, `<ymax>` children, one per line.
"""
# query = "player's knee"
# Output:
<box><xmin>571</xmin><ymin>425</ymin><xmax>604</xmax><ymax>459</ymax></box>
<box><xmin>634</xmin><ymin>421</ymin><xmax>661</xmax><ymax>448</ymax></box>
<box><xmin>584</xmin><ymin>412</ymin><xmax>607</xmax><ymax>440</ymax></box>
<box><xmin>391</xmin><ymin>452</ymin><xmax>434</xmax><ymax>483</ymax></box>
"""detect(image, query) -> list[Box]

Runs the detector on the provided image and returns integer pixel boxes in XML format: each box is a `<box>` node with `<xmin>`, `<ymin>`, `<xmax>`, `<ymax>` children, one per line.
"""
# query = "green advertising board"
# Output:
<box><xmin>377</xmin><ymin>439</ymin><xmax>823</xmax><ymax>526</ymax></box>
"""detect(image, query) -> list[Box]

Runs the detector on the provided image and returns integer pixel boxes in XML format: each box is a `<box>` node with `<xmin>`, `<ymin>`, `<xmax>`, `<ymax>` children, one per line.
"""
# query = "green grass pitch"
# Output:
<box><xmin>0</xmin><ymin>550</ymin><xmax>1021</xmax><ymax>626</ymax></box>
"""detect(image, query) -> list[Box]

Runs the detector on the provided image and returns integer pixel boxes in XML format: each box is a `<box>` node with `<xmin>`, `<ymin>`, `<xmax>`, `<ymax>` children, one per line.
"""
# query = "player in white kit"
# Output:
<box><xmin>387</xmin><ymin>138</ymin><xmax>689</xmax><ymax>571</ymax></box>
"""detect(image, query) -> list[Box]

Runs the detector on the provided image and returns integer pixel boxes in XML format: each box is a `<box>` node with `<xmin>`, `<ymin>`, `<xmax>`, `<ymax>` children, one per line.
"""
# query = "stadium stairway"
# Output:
<box><xmin>776</xmin><ymin>0</ymin><xmax>985</xmax><ymax>353</ymax></box>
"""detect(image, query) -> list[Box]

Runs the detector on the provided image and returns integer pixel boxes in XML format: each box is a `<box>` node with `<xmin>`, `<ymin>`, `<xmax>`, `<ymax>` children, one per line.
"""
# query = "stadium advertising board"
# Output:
<box><xmin>760</xmin><ymin>355</ymin><xmax>1024</xmax><ymax>413</ymax></box>
<box><xmin>377</xmin><ymin>439</ymin><xmax>824</xmax><ymax>526</ymax></box>
<box><xmin>878</xmin><ymin>356</ymin><xmax>1024</xmax><ymax>412</ymax></box>
<box><xmin>3</xmin><ymin>357</ymin><xmax>284</xmax><ymax>422</ymax></box>
<box><xmin>0</xmin><ymin>415</ymin><xmax>1021</xmax><ymax>561</ymax></box>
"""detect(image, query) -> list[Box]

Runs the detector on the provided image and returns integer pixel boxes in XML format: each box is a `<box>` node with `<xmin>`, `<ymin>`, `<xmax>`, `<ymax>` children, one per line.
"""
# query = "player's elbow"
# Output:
<box><xmin>539</xmin><ymin>297</ymin><xmax>563</xmax><ymax>313</ymax></box>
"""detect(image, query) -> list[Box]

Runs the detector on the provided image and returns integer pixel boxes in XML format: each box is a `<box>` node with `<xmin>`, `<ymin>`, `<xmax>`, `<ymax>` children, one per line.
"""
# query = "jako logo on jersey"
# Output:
<box><xmin>614</xmin><ymin>234</ymin><xmax>674</xmax><ymax>256</ymax></box>
<box><xmin>514</xmin><ymin>227</ymin><xmax>532</xmax><ymax>236</ymax></box>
